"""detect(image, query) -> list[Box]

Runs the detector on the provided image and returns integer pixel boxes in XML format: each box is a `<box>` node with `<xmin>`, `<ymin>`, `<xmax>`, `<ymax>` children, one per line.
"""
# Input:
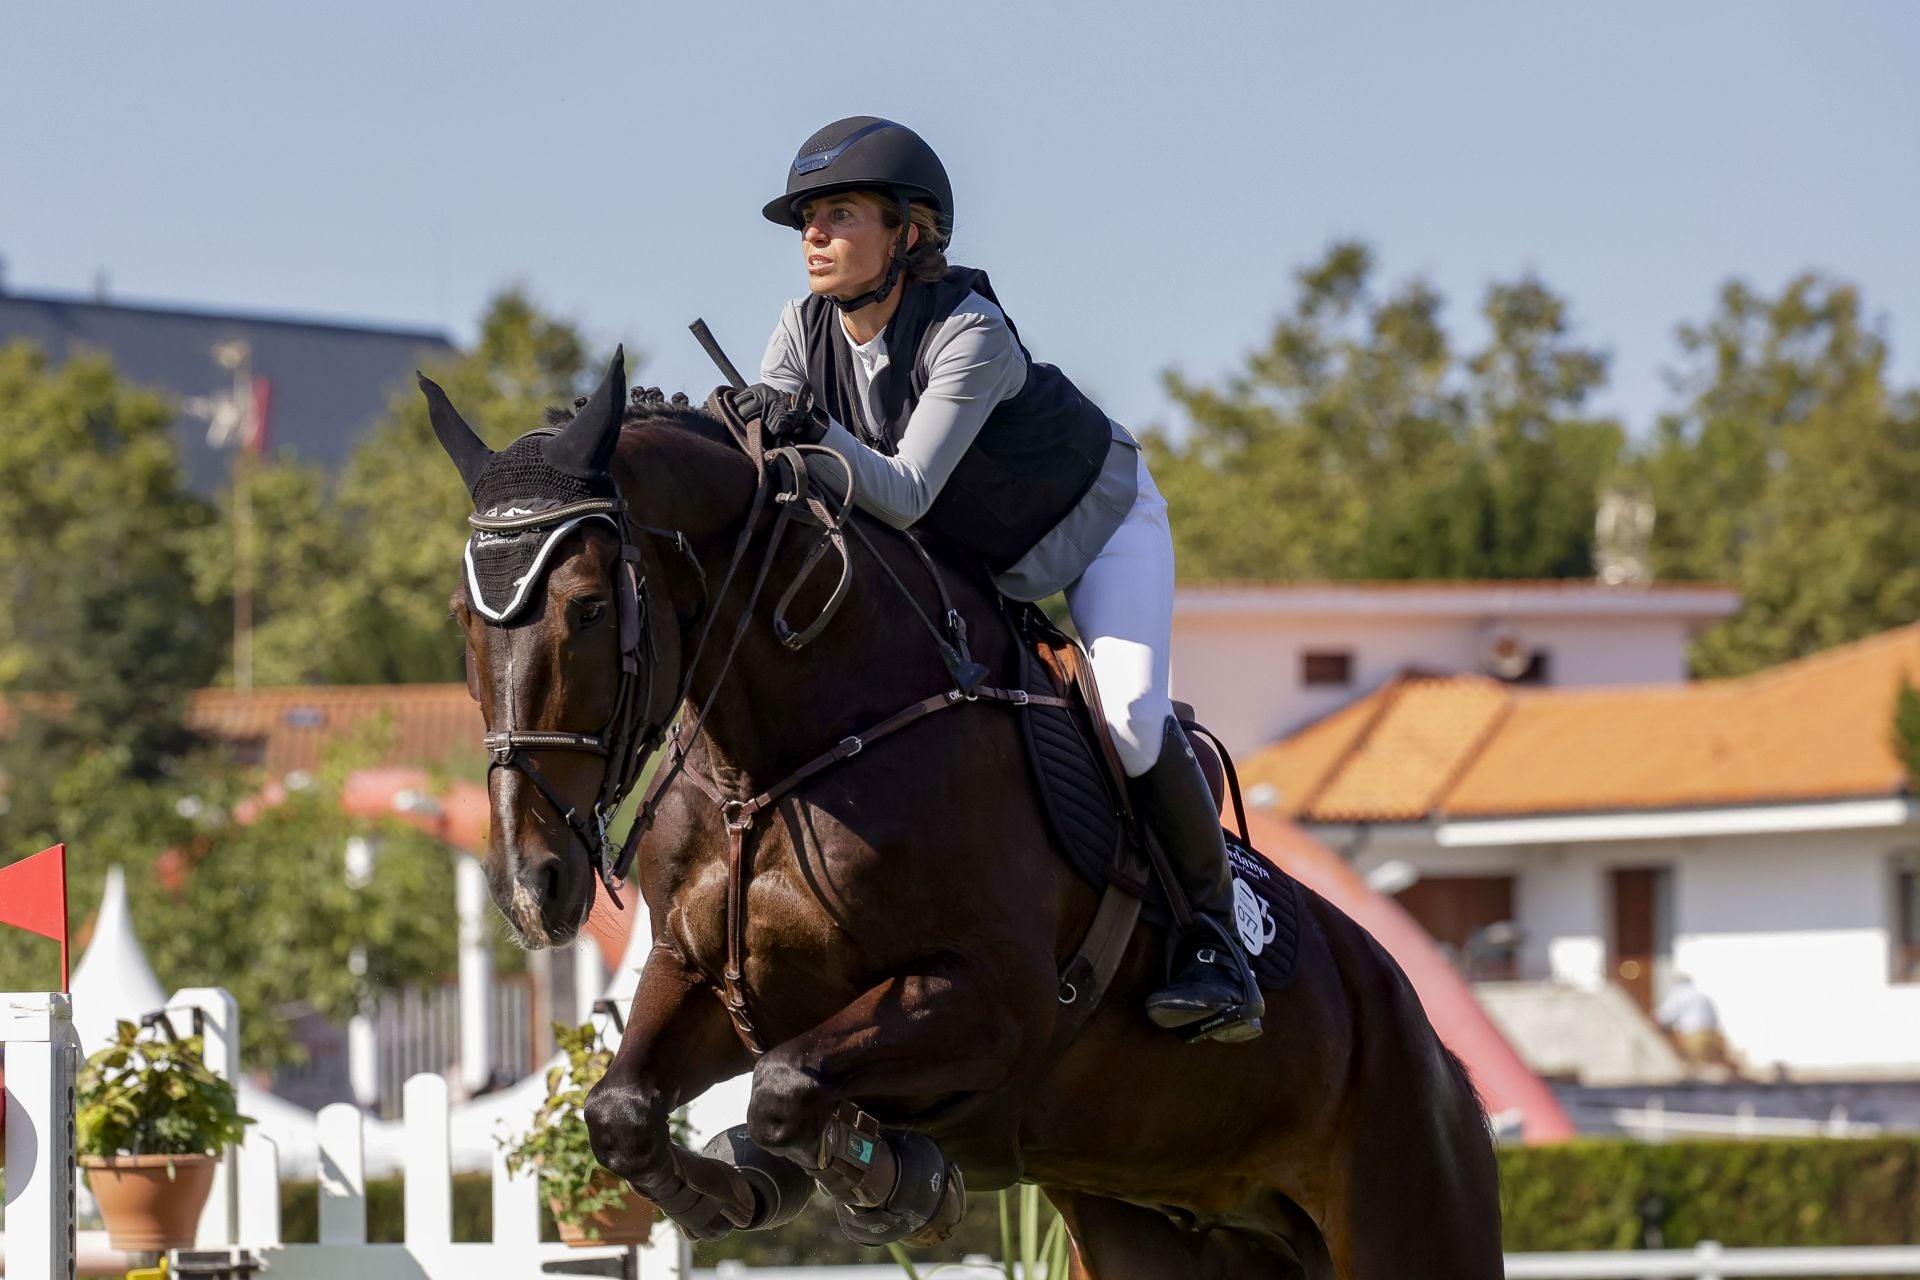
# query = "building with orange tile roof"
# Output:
<box><xmin>182</xmin><ymin>684</ymin><xmax>482</xmax><ymax>777</ymax></box>
<box><xmin>1171</xmin><ymin>580</ymin><xmax>1739</xmax><ymax>759</ymax></box>
<box><xmin>1242</xmin><ymin>623</ymin><xmax>1920</xmax><ymax>1081</ymax></box>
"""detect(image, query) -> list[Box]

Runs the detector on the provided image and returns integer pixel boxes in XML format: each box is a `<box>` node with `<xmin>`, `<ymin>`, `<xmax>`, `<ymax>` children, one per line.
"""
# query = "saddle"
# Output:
<box><xmin>1004</xmin><ymin>603</ymin><xmax>1306</xmax><ymax>996</ymax></box>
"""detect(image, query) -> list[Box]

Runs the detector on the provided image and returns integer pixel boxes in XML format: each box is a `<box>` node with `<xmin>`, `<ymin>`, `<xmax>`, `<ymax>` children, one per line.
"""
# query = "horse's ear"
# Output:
<box><xmin>544</xmin><ymin>345</ymin><xmax>626</xmax><ymax>480</ymax></box>
<box><xmin>418</xmin><ymin>373</ymin><xmax>492</xmax><ymax>498</ymax></box>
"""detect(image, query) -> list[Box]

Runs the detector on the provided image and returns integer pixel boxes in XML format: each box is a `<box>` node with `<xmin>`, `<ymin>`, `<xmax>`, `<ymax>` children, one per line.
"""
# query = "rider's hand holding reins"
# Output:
<box><xmin>731</xmin><ymin>382</ymin><xmax>830</xmax><ymax>445</ymax></box>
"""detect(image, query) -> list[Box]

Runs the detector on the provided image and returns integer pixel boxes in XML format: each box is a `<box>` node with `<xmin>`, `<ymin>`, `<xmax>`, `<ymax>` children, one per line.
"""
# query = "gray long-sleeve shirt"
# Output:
<box><xmin>760</xmin><ymin>290</ymin><xmax>1140</xmax><ymax>601</ymax></box>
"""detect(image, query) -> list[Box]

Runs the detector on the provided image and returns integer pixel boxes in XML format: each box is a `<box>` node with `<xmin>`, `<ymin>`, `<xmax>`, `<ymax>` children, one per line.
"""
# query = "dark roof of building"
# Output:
<box><xmin>0</xmin><ymin>289</ymin><xmax>457</xmax><ymax>493</ymax></box>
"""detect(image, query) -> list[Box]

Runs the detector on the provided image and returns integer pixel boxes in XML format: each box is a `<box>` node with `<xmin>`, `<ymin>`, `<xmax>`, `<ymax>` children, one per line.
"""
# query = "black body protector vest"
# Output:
<box><xmin>801</xmin><ymin>267</ymin><xmax>1111</xmax><ymax>573</ymax></box>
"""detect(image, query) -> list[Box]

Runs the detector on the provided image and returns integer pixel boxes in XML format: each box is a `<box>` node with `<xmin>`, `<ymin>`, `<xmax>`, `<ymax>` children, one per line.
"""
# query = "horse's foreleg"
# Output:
<box><xmin>745</xmin><ymin>962</ymin><xmax>1024</xmax><ymax>1245</ymax></box>
<box><xmin>583</xmin><ymin>944</ymin><xmax>773</xmax><ymax>1240</ymax></box>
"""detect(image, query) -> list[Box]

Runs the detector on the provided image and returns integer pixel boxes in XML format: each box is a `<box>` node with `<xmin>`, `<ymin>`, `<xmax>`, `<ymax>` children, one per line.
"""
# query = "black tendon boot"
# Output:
<box><xmin>1135</xmin><ymin>717</ymin><xmax>1265</xmax><ymax>1043</ymax></box>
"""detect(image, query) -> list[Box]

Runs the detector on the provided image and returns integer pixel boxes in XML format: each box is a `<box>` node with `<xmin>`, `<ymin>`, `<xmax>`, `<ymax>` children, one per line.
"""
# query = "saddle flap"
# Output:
<box><xmin>1006</xmin><ymin>603</ymin><xmax>1305</xmax><ymax>995</ymax></box>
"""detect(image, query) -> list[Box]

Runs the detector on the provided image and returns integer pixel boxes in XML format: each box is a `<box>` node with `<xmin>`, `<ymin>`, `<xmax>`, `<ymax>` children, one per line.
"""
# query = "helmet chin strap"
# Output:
<box><xmin>827</xmin><ymin>192</ymin><xmax>915</xmax><ymax>314</ymax></box>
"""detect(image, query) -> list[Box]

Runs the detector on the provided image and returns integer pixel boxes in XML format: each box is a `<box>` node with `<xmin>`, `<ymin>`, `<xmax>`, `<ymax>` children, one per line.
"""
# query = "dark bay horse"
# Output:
<box><xmin>430</xmin><ymin>355</ymin><xmax>1502</xmax><ymax>1278</ymax></box>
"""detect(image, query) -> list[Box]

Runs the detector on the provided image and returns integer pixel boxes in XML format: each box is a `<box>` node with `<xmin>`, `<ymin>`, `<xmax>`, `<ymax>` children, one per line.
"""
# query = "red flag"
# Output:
<box><xmin>246</xmin><ymin>375</ymin><xmax>273</xmax><ymax>455</ymax></box>
<box><xmin>0</xmin><ymin>844</ymin><xmax>70</xmax><ymax>990</ymax></box>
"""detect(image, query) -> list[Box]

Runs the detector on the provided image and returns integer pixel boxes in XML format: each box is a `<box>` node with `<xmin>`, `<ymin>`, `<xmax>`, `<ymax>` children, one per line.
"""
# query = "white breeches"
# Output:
<box><xmin>1064</xmin><ymin>454</ymin><xmax>1176</xmax><ymax>778</ymax></box>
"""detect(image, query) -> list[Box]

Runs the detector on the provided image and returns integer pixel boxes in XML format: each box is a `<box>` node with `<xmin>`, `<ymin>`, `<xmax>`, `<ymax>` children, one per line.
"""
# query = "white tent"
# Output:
<box><xmin>67</xmin><ymin>865</ymin><xmax>168</xmax><ymax>1057</ymax></box>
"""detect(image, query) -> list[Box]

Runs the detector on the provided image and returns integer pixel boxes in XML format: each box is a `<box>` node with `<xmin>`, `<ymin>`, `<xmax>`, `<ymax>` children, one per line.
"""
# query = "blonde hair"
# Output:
<box><xmin>858</xmin><ymin>192</ymin><xmax>949</xmax><ymax>283</ymax></box>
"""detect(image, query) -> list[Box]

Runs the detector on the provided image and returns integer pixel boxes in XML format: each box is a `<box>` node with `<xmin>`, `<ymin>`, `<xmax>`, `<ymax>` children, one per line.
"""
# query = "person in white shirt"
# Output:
<box><xmin>1656</xmin><ymin>973</ymin><xmax>1733</xmax><ymax>1070</ymax></box>
<box><xmin>733</xmin><ymin>116</ymin><xmax>1261</xmax><ymax>1044</ymax></box>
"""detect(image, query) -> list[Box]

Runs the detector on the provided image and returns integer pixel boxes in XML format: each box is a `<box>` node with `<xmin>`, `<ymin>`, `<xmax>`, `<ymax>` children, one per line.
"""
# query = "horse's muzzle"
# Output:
<box><xmin>492</xmin><ymin>843</ymin><xmax>593</xmax><ymax>948</ymax></box>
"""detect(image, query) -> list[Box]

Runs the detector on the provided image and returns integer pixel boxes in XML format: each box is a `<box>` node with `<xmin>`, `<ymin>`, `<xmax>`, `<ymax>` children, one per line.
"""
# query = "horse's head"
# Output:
<box><xmin>426</xmin><ymin>348</ymin><xmax>679</xmax><ymax>948</ymax></box>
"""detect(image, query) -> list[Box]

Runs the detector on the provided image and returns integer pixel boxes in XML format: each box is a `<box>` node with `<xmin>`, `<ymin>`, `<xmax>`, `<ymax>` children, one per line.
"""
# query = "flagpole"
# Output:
<box><xmin>214</xmin><ymin>341</ymin><xmax>255</xmax><ymax>695</ymax></box>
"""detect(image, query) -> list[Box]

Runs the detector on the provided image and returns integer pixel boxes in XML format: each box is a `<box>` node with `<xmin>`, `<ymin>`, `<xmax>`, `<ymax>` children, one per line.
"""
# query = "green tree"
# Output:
<box><xmin>1459</xmin><ymin>279</ymin><xmax>1624</xmax><ymax>579</ymax></box>
<box><xmin>0</xmin><ymin>344</ymin><xmax>458</xmax><ymax>1061</ymax></box>
<box><xmin>219</xmin><ymin>289</ymin><xmax>615</xmax><ymax>685</ymax></box>
<box><xmin>1</xmin><ymin>734</ymin><xmax>458</xmax><ymax>1067</ymax></box>
<box><xmin>1150</xmin><ymin>242</ymin><xmax>1466</xmax><ymax>580</ymax></box>
<box><xmin>137</xmin><ymin>768</ymin><xmax>458</xmax><ymax>1068</ymax></box>
<box><xmin>0</xmin><ymin>343</ymin><xmax>219</xmax><ymax>768</ymax></box>
<box><xmin>1645</xmin><ymin>276</ymin><xmax>1920</xmax><ymax>674</ymax></box>
<box><xmin>1149</xmin><ymin>243</ymin><xmax>1620</xmax><ymax>582</ymax></box>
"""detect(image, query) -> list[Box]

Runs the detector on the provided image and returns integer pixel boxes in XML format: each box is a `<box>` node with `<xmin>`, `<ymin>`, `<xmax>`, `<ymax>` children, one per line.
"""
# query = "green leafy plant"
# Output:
<box><xmin>500</xmin><ymin>1020</ymin><xmax>639</xmax><ymax>1236</ymax></box>
<box><xmin>76</xmin><ymin>1018</ymin><xmax>253</xmax><ymax>1158</ymax></box>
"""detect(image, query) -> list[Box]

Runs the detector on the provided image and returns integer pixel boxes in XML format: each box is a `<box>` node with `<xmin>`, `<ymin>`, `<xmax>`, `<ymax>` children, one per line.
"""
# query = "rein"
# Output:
<box><xmin>479</xmin><ymin>393</ymin><xmax>1100</xmax><ymax>1058</ymax></box>
<box><xmin>479</xmin><ymin>398</ymin><xmax>861</xmax><ymax>911</ymax></box>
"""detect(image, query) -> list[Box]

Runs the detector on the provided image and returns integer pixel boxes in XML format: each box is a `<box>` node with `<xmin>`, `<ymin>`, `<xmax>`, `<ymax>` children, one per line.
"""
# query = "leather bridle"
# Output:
<box><xmin>470</xmin><ymin>406</ymin><xmax>857</xmax><ymax>911</ymax></box>
<box><xmin>471</xmin><ymin>494</ymin><xmax>696</xmax><ymax>910</ymax></box>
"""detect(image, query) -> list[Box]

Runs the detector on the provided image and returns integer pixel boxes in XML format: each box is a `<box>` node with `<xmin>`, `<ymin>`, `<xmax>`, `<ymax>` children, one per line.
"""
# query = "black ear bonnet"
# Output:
<box><xmin>463</xmin><ymin>432</ymin><xmax>623</xmax><ymax>622</ymax></box>
<box><xmin>423</xmin><ymin>348</ymin><xmax>629</xmax><ymax>623</ymax></box>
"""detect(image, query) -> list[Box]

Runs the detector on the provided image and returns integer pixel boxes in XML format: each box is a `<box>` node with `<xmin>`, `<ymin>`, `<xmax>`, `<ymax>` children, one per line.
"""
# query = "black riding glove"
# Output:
<box><xmin>733</xmin><ymin>382</ymin><xmax>829</xmax><ymax>445</ymax></box>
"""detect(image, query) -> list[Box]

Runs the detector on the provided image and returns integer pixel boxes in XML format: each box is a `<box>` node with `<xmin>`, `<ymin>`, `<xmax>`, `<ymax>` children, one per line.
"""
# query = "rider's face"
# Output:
<box><xmin>798</xmin><ymin>192</ymin><xmax>909</xmax><ymax>299</ymax></box>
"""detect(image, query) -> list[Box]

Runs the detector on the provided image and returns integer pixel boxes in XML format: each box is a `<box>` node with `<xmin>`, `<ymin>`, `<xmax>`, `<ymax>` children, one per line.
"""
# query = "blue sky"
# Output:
<box><xmin>4</xmin><ymin>2</ymin><xmax>1915</xmax><ymax>443</ymax></box>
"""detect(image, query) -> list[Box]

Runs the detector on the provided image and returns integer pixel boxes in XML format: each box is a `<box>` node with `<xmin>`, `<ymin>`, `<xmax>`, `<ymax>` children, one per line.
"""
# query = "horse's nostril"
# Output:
<box><xmin>542</xmin><ymin>862</ymin><xmax>561</xmax><ymax>905</ymax></box>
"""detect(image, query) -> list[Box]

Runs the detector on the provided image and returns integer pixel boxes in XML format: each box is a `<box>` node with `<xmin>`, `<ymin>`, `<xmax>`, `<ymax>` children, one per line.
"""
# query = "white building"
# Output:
<box><xmin>1171</xmin><ymin>581</ymin><xmax>1740</xmax><ymax>760</ymax></box>
<box><xmin>1242</xmin><ymin>622</ymin><xmax>1920</xmax><ymax>1081</ymax></box>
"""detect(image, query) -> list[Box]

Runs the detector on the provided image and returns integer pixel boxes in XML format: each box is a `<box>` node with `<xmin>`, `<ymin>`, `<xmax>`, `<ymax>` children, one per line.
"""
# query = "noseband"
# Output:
<box><xmin>471</xmin><ymin>494</ymin><xmax>697</xmax><ymax>908</ymax></box>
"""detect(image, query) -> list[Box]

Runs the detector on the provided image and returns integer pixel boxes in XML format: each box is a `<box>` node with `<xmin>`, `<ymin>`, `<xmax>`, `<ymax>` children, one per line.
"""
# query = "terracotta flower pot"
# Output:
<box><xmin>81</xmin><ymin>1153</ymin><xmax>219</xmax><ymax>1251</ymax></box>
<box><xmin>552</xmin><ymin>1173</ymin><xmax>655</xmax><ymax>1247</ymax></box>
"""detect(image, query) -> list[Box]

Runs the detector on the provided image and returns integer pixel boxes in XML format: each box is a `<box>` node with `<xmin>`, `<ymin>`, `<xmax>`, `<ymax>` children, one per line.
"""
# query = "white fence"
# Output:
<box><xmin>11</xmin><ymin>987</ymin><xmax>1920</xmax><ymax>1280</ymax></box>
<box><xmin>684</xmin><ymin>1258</ymin><xmax>1920</xmax><ymax>1279</ymax></box>
<box><xmin>1571</xmin><ymin>1099</ymin><xmax>1884</xmax><ymax>1142</ymax></box>
<box><xmin>1503</xmin><ymin>1243</ymin><xmax>1920</xmax><ymax>1277</ymax></box>
<box><xmin>2</xmin><ymin>986</ymin><xmax>688</xmax><ymax>1278</ymax></box>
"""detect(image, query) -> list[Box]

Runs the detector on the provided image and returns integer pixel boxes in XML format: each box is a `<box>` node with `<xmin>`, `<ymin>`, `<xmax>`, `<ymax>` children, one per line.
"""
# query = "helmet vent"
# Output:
<box><xmin>797</xmin><ymin>126</ymin><xmax>842</xmax><ymax>159</ymax></box>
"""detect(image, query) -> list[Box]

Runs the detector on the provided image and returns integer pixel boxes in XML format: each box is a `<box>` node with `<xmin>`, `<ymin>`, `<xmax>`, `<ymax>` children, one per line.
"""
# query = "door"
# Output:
<box><xmin>1394</xmin><ymin>876</ymin><xmax>1518</xmax><ymax>979</ymax></box>
<box><xmin>1610</xmin><ymin>867</ymin><xmax>1672</xmax><ymax>1013</ymax></box>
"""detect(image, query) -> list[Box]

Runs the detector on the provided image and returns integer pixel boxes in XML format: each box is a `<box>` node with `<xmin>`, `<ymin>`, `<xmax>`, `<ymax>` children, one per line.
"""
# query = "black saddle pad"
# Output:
<box><xmin>1008</xmin><ymin>605</ymin><xmax>1305</xmax><ymax>993</ymax></box>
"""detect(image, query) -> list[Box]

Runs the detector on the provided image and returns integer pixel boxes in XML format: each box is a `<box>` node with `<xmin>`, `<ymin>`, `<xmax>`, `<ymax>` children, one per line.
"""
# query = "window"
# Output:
<box><xmin>1895</xmin><ymin>854</ymin><xmax>1920</xmax><ymax>984</ymax></box>
<box><xmin>1302</xmin><ymin>651</ymin><xmax>1353</xmax><ymax>687</ymax></box>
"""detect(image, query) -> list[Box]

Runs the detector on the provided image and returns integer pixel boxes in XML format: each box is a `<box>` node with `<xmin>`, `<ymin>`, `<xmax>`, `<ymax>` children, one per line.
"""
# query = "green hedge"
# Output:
<box><xmin>263</xmin><ymin>1137</ymin><xmax>1920</xmax><ymax>1261</ymax></box>
<box><xmin>1501</xmin><ymin>1138</ymin><xmax>1920</xmax><ymax>1251</ymax></box>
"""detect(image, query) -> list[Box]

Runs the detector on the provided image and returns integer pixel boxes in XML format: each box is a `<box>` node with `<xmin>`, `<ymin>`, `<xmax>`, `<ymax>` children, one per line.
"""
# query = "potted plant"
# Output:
<box><xmin>502</xmin><ymin>1020</ymin><xmax>656</xmax><ymax>1246</ymax></box>
<box><xmin>76</xmin><ymin>1018</ymin><xmax>253</xmax><ymax>1251</ymax></box>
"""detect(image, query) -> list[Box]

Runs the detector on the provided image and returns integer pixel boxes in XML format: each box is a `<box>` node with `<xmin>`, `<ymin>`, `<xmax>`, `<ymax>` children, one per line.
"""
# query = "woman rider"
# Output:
<box><xmin>735</xmin><ymin>116</ymin><xmax>1262</xmax><ymax>1044</ymax></box>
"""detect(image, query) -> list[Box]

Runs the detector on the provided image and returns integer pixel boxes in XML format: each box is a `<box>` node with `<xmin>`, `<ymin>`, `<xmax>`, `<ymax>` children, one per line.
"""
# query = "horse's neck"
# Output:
<box><xmin>620</xmin><ymin>419</ymin><xmax>1001</xmax><ymax>793</ymax></box>
<box><xmin>693</xmin><ymin>541</ymin><xmax>996</xmax><ymax>792</ymax></box>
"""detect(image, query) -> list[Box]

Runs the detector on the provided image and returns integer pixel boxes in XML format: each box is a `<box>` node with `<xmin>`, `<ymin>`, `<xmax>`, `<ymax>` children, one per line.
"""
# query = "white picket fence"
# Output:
<box><xmin>13</xmin><ymin>988</ymin><xmax>1920</xmax><ymax>1280</ymax></box>
<box><xmin>2</xmin><ymin>987</ymin><xmax>689</xmax><ymax>1278</ymax></box>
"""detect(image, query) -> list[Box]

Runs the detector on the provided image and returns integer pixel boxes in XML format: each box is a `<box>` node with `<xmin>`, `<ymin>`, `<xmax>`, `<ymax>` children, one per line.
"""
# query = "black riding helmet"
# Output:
<box><xmin>763</xmin><ymin>116</ymin><xmax>953</xmax><ymax>310</ymax></box>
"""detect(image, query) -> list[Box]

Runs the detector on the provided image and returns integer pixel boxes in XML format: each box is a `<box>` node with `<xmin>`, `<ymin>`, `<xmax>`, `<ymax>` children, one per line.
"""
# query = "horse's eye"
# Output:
<box><xmin>576</xmin><ymin>599</ymin><xmax>608</xmax><ymax>627</ymax></box>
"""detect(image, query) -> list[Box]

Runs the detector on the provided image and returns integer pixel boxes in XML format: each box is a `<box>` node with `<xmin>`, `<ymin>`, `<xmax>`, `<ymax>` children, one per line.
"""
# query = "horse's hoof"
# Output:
<box><xmin>901</xmin><ymin>1161</ymin><xmax>966</xmax><ymax>1247</ymax></box>
<box><xmin>666</xmin><ymin>1199</ymin><xmax>740</xmax><ymax>1242</ymax></box>
<box><xmin>701</xmin><ymin>1123</ymin><xmax>816</xmax><ymax>1231</ymax></box>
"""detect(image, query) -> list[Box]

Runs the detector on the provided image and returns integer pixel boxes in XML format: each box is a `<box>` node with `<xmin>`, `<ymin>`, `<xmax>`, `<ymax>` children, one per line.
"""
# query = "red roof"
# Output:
<box><xmin>184</xmin><ymin>684</ymin><xmax>481</xmax><ymax>776</ymax></box>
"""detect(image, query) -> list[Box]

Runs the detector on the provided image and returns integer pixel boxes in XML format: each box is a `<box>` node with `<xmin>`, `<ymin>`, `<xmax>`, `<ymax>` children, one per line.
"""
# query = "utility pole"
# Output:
<box><xmin>211</xmin><ymin>340</ymin><xmax>255</xmax><ymax>695</ymax></box>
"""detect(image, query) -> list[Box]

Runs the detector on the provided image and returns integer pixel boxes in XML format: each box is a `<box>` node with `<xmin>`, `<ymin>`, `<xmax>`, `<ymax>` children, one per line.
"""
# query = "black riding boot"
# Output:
<box><xmin>1135</xmin><ymin>717</ymin><xmax>1265</xmax><ymax>1043</ymax></box>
